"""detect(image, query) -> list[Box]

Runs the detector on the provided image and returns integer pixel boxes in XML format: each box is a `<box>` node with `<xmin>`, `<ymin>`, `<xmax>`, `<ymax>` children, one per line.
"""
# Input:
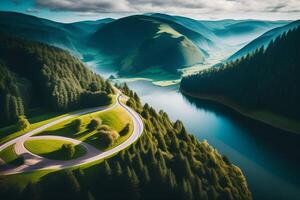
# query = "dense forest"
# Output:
<box><xmin>181</xmin><ymin>26</ymin><xmax>300</xmax><ymax>119</ymax></box>
<box><xmin>0</xmin><ymin>84</ymin><xmax>252</xmax><ymax>200</ymax></box>
<box><xmin>0</xmin><ymin>33</ymin><xmax>114</xmax><ymax>126</ymax></box>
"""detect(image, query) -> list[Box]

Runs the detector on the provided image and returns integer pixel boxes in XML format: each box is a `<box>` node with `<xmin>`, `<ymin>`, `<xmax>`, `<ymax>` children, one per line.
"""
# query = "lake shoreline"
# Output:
<box><xmin>181</xmin><ymin>89</ymin><xmax>300</xmax><ymax>134</ymax></box>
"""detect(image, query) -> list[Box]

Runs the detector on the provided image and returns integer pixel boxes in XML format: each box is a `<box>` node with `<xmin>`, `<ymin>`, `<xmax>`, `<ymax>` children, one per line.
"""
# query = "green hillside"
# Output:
<box><xmin>0</xmin><ymin>84</ymin><xmax>252</xmax><ymax>200</ymax></box>
<box><xmin>181</xmin><ymin>26</ymin><xmax>300</xmax><ymax>120</ymax></box>
<box><xmin>0</xmin><ymin>11</ymin><xmax>111</xmax><ymax>57</ymax></box>
<box><xmin>0</xmin><ymin>34</ymin><xmax>113</xmax><ymax>126</ymax></box>
<box><xmin>91</xmin><ymin>15</ymin><xmax>205</xmax><ymax>76</ymax></box>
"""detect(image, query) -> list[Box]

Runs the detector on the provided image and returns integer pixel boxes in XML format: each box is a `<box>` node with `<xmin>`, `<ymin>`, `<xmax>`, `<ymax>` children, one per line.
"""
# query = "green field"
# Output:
<box><xmin>0</xmin><ymin>95</ymin><xmax>116</xmax><ymax>146</ymax></box>
<box><xmin>35</xmin><ymin>106</ymin><xmax>133</xmax><ymax>150</ymax></box>
<box><xmin>24</xmin><ymin>139</ymin><xmax>86</xmax><ymax>160</ymax></box>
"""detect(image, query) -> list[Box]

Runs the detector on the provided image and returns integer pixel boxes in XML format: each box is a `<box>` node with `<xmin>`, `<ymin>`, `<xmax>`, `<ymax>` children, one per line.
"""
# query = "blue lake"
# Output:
<box><xmin>128</xmin><ymin>80</ymin><xmax>300</xmax><ymax>200</ymax></box>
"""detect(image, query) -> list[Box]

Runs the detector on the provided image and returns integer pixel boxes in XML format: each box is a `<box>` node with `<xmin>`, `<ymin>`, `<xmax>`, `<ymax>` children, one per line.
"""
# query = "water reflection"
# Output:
<box><xmin>128</xmin><ymin>80</ymin><xmax>300</xmax><ymax>200</ymax></box>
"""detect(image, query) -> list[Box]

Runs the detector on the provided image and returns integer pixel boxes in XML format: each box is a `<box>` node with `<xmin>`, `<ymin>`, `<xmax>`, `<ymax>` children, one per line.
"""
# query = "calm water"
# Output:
<box><xmin>128</xmin><ymin>80</ymin><xmax>300</xmax><ymax>200</ymax></box>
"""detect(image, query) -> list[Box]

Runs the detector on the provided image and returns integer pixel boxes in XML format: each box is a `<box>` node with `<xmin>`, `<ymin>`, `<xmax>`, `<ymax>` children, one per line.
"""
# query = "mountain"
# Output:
<box><xmin>181</xmin><ymin>26</ymin><xmax>300</xmax><ymax>120</ymax></box>
<box><xmin>208</xmin><ymin>20</ymin><xmax>287</xmax><ymax>36</ymax></box>
<box><xmin>150</xmin><ymin>13</ymin><xmax>289</xmax><ymax>47</ymax></box>
<box><xmin>70</xmin><ymin>18</ymin><xmax>115</xmax><ymax>34</ymax></box>
<box><xmin>0</xmin><ymin>33</ymin><xmax>113</xmax><ymax>126</ymax></box>
<box><xmin>150</xmin><ymin>13</ymin><xmax>290</xmax><ymax>66</ymax></box>
<box><xmin>150</xmin><ymin>13</ymin><xmax>217</xmax><ymax>51</ymax></box>
<box><xmin>91</xmin><ymin>15</ymin><xmax>207</xmax><ymax>76</ymax></box>
<box><xmin>228</xmin><ymin>20</ymin><xmax>300</xmax><ymax>61</ymax></box>
<box><xmin>0</xmin><ymin>11</ymin><xmax>291</xmax><ymax>79</ymax></box>
<box><xmin>0</xmin><ymin>11</ymin><xmax>112</xmax><ymax>56</ymax></box>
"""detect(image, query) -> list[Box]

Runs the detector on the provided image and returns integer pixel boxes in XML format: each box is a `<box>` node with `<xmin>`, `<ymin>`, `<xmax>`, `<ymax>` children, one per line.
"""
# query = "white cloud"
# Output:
<box><xmin>34</xmin><ymin>0</ymin><xmax>300</xmax><ymax>19</ymax></box>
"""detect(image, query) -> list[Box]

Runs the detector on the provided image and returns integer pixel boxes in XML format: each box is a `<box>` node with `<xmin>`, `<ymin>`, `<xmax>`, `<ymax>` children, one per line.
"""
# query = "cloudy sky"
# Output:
<box><xmin>1</xmin><ymin>0</ymin><xmax>300</xmax><ymax>22</ymax></box>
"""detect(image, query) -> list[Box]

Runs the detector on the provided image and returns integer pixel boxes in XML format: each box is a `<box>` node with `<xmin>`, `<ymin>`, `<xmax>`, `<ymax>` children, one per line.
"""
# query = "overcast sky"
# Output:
<box><xmin>1</xmin><ymin>0</ymin><xmax>300</xmax><ymax>22</ymax></box>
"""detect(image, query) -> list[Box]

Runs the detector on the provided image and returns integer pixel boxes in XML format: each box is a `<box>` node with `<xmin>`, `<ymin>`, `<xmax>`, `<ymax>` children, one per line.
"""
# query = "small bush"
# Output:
<box><xmin>17</xmin><ymin>115</ymin><xmax>30</xmax><ymax>131</ymax></box>
<box><xmin>98</xmin><ymin>124</ymin><xmax>111</xmax><ymax>131</ymax></box>
<box><xmin>87</xmin><ymin>118</ymin><xmax>102</xmax><ymax>131</ymax></box>
<box><xmin>119</xmin><ymin>123</ymin><xmax>130</xmax><ymax>136</ymax></box>
<box><xmin>97</xmin><ymin>131</ymin><xmax>114</xmax><ymax>148</ymax></box>
<box><xmin>110</xmin><ymin>130</ymin><xmax>120</xmax><ymax>140</ymax></box>
<box><xmin>73</xmin><ymin>119</ymin><xmax>82</xmax><ymax>132</ymax></box>
<box><xmin>97</xmin><ymin>124</ymin><xmax>119</xmax><ymax>139</ymax></box>
<box><xmin>61</xmin><ymin>143</ymin><xmax>75</xmax><ymax>158</ymax></box>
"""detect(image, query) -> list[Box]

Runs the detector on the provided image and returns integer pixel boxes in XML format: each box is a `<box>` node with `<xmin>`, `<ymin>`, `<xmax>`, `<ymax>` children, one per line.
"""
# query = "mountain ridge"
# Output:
<box><xmin>228</xmin><ymin>20</ymin><xmax>300</xmax><ymax>61</ymax></box>
<box><xmin>91</xmin><ymin>15</ymin><xmax>206</xmax><ymax>76</ymax></box>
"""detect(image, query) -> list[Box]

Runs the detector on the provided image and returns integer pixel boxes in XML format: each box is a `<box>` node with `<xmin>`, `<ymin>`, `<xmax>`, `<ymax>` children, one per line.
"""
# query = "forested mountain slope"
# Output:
<box><xmin>0</xmin><ymin>34</ymin><xmax>113</xmax><ymax>126</ymax></box>
<box><xmin>228</xmin><ymin>20</ymin><xmax>300</xmax><ymax>61</ymax></box>
<box><xmin>0</xmin><ymin>11</ymin><xmax>111</xmax><ymax>56</ymax></box>
<box><xmin>0</xmin><ymin>84</ymin><xmax>252</xmax><ymax>200</ymax></box>
<box><xmin>181</xmin><ymin>26</ymin><xmax>300</xmax><ymax>119</ymax></box>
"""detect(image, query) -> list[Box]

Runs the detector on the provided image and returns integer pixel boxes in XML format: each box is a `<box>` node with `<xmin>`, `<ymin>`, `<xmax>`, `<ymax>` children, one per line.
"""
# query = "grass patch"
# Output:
<box><xmin>36</xmin><ymin>106</ymin><xmax>133</xmax><ymax>151</ymax></box>
<box><xmin>0</xmin><ymin>96</ymin><xmax>116</xmax><ymax>145</ymax></box>
<box><xmin>152</xmin><ymin>79</ymin><xmax>180</xmax><ymax>87</ymax></box>
<box><xmin>24</xmin><ymin>139</ymin><xmax>86</xmax><ymax>160</ymax></box>
<box><xmin>0</xmin><ymin>112</ymin><xmax>66</xmax><ymax>145</ymax></box>
<box><xmin>0</xmin><ymin>144</ymin><xmax>23</xmax><ymax>166</ymax></box>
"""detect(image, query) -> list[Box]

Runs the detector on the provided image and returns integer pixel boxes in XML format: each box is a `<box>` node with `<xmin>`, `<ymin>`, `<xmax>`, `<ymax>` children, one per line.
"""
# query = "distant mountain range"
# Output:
<box><xmin>0</xmin><ymin>11</ymin><xmax>112</xmax><ymax>57</ymax></box>
<box><xmin>150</xmin><ymin>13</ymin><xmax>289</xmax><ymax>47</ymax></box>
<box><xmin>181</xmin><ymin>26</ymin><xmax>300</xmax><ymax>121</ymax></box>
<box><xmin>228</xmin><ymin>20</ymin><xmax>300</xmax><ymax>61</ymax></box>
<box><xmin>0</xmin><ymin>11</ymin><xmax>296</xmax><ymax>78</ymax></box>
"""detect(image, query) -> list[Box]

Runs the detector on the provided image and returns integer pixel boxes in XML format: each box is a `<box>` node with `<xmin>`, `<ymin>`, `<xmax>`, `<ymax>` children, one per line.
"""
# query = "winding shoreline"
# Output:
<box><xmin>181</xmin><ymin>89</ymin><xmax>300</xmax><ymax>134</ymax></box>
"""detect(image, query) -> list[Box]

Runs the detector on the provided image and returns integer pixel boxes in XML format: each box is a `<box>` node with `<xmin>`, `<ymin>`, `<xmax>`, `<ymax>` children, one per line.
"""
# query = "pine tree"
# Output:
<box><xmin>17</xmin><ymin>115</ymin><xmax>30</xmax><ymax>131</ymax></box>
<box><xmin>104</xmin><ymin>160</ymin><xmax>112</xmax><ymax>176</ymax></box>
<box><xmin>130</xmin><ymin>169</ymin><xmax>140</xmax><ymax>200</ymax></box>
<box><xmin>141</xmin><ymin>165</ymin><xmax>151</xmax><ymax>184</ymax></box>
<box><xmin>114</xmin><ymin>161</ymin><xmax>122</xmax><ymax>177</ymax></box>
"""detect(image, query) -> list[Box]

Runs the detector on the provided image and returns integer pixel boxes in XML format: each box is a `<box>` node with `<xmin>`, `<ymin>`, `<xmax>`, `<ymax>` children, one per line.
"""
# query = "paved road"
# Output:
<box><xmin>0</xmin><ymin>94</ymin><xmax>144</xmax><ymax>175</ymax></box>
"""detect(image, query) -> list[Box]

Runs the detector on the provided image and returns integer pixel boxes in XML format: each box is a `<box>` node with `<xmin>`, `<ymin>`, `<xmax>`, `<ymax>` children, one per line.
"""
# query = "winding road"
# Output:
<box><xmin>0</xmin><ymin>93</ymin><xmax>144</xmax><ymax>175</ymax></box>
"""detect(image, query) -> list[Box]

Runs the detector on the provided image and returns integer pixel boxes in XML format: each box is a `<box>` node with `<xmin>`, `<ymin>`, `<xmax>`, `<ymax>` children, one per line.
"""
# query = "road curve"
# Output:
<box><xmin>0</xmin><ymin>94</ymin><xmax>144</xmax><ymax>175</ymax></box>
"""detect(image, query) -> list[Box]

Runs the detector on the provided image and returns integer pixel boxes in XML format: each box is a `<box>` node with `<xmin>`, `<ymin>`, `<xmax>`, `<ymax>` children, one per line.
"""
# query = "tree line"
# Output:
<box><xmin>0</xmin><ymin>84</ymin><xmax>252</xmax><ymax>200</ymax></box>
<box><xmin>0</xmin><ymin>33</ymin><xmax>114</xmax><ymax>126</ymax></box>
<box><xmin>181</xmin><ymin>26</ymin><xmax>300</xmax><ymax>119</ymax></box>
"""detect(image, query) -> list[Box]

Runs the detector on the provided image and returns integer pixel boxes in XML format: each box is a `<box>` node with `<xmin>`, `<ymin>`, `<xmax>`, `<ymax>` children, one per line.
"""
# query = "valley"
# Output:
<box><xmin>0</xmin><ymin>8</ymin><xmax>299</xmax><ymax>200</ymax></box>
